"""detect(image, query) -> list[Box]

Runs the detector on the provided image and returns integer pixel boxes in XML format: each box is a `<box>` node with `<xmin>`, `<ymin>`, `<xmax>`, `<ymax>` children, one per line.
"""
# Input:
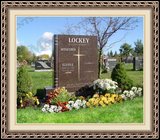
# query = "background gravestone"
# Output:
<box><xmin>54</xmin><ymin>35</ymin><xmax>98</xmax><ymax>92</ymax></box>
<box><xmin>35</xmin><ymin>60</ymin><xmax>51</xmax><ymax>70</ymax></box>
<box><xmin>106</xmin><ymin>58</ymin><xmax>117</xmax><ymax>70</ymax></box>
<box><xmin>133</xmin><ymin>57</ymin><xmax>143</xmax><ymax>70</ymax></box>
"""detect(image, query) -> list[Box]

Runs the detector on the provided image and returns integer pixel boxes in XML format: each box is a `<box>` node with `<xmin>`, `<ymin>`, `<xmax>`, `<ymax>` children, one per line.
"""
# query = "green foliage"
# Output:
<box><xmin>114</xmin><ymin>51</ymin><xmax>118</xmax><ymax>57</ymax></box>
<box><xmin>119</xmin><ymin>43</ymin><xmax>133</xmax><ymax>60</ymax></box>
<box><xmin>111</xmin><ymin>63</ymin><xmax>133</xmax><ymax>91</ymax></box>
<box><xmin>134</xmin><ymin>39</ymin><xmax>143</xmax><ymax>56</ymax></box>
<box><xmin>17</xmin><ymin>45</ymin><xmax>36</xmax><ymax>64</ymax></box>
<box><xmin>18</xmin><ymin>92</ymin><xmax>40</xmax><ymax>108</ymax></box>
<box><xmin>17</xmin><ymin>66</ymin><xmax>33</xmax><ymax>99</ymax></box>
<box><xmin>51</xmin><ymin>88</ymin><xmax>71</xmax><ymax>105</ymax></box>
<box><xmin>37</xmin><ymin>54</ymin><xmax>50</xmax><ymax>60</ymax></box>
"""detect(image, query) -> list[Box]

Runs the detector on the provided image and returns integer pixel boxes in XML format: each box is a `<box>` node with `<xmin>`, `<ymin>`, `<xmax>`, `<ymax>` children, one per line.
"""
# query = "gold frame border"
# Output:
<box><xmin>1</xmin><ymin>1</ymin><xmax>159</xmax><ymax>139</ymax></box>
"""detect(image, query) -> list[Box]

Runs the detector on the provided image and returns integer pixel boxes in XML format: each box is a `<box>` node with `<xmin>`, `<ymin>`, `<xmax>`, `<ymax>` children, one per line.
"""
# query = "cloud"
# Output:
<box><xmin>37</xmin><ymin>32</ymin><xmax>53</xmax><ymax>51</ymax></box>
<box><xmin>16</xmin><ymin>39</ymin><xmax>20</xmax><ymax>46</ymax></box>
<box><xmin>42</xmin><ymin>32</ymin><xmax>53</xmax><ymax>40</ymax></box>
<box><xmin>35</xmin><ymin>32</ymin><xmax>53</xmax><ymax>56</ymax></box>
<box><xmin>19</xmin><ymin>32</ymin><xmax>53</xmax><ymax>57</ymax></box>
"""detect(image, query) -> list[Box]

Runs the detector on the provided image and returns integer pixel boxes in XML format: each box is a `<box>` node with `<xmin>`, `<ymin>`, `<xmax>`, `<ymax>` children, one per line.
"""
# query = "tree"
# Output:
<box><xmin>109</xmin><ymin>50</ymin><xmax>113</xmax><ymax>57</ymax></box>
<box><xmin>119</xmin><ymin>43</ymin><xmax>133</xmax><ymax>61</ymax></box>
<box><xmin>134</xmin><ymin>39</ymin><xmax>143</xmax><ymax>56</ymax></box>
<box><xmin>37</xmin><ymin>54</ymin><xmax>50</xmax><ymax>60</ymax></box>
<box><xmin>17</xmin><ymin>45</ymin><xmax>35</xmax><ymax>64</ymax></box>
<box><xmin>67</xmin><ymin>17</ymin><xmax>138</xmax><ymax>77</ymax></box>
<box><xmin>32</xmin><ymin>53</ymin><xmax>37</xmax><ymax>62</ymax></box>
<box><xmin>111</xmin><ymin>63</ymin><xmax>133</xmax><ymax>91</ymax></box>
<box><xmin>62</xmin><ymin>17</ymin><xmax>138</xmax><ymax>77</ymax></box>
<box><xmin>114</xmin><ymin>51</ymin><xmax>118</xmax><ymax>57</ymax></box>
<box><xmin>17</xmin><ymin>45</ymin><xmax>30</xmax><ymax>62</ymax></box>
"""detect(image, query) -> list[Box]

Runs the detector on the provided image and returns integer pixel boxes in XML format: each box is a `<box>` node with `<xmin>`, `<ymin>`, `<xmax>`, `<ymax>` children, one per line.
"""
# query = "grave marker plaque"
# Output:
<box><xmin>107</xmin><ymin>58</ymin><xmax>117</xmax><ymax>70</ymax></box>
<box><xmin>54</xmin><ymin>35</ymin><xmax>98</xmax><ymax>92</ymax></box>
<box><xmin>35</xmin><ymin>60</ymin><xmax>51</xmax><ymax>70</ymax></box>
<box><xmin>133</xmin><ymin>57</ymin><xmax>143</xmax><ymax>70</ymax></box>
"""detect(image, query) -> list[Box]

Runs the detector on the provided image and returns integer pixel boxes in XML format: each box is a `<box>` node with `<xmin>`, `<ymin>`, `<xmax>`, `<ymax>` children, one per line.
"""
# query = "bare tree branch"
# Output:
<box><xmin>105</xmin><ymin>32</ymin><xmax>128</xmax><ymax>51</ymax></box>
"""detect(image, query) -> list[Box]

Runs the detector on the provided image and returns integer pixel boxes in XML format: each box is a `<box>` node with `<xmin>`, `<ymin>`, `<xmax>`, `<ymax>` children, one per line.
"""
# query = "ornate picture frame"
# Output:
<box><xmin>1</xmin><ymin>1</ymin><xmax>159</xmax><ymax>139</ymax></box>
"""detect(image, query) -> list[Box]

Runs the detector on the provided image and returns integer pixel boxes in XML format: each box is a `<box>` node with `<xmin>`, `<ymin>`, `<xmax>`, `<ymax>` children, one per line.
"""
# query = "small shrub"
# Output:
<box><xmin>45</xmin><ymin>87</ymin><xmax>71</xmax><ymax>105</ymax></box>
<box><xmin>18</xmin><ymin>92</ymin><xmax>39</xmax><ymax>108</ymax></box>
<box><xmin>51</xmin><ymin>88</ymin><xmax>71</xmax><ymax>105</ymax></box>
<box><xmin>111</xmin><ymin>63</ymin><xmax>133</xmax><ymax>91</ymax></box>
<box><xmin>17</xmin><ymin>66</ymin><xmax>33</xmax><ymax>99</ymax></box>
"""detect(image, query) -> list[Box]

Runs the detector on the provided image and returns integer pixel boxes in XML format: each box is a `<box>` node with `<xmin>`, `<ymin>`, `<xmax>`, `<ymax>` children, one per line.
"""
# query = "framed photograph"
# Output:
<box><xmin>1</xmin><ymin>1</ymin><xmax>159</xmax><ymax>139</ymax></box>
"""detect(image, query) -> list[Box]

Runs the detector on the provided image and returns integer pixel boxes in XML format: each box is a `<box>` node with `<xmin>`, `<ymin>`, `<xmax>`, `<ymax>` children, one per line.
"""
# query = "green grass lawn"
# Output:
<box><xmin>17</xmin><ymin>97</ymin><xmax>143</xmax><ymax>123</ymax></box>
<box><xmin>27</xmin><ymin>63</ymin><xmax>143</xmax><ymax>93</ymax></box>
<box><xmin>101</xmin><ymin>63</ymin><xmax>143</xmax><ymax>87</ymax></box>
<box><xmin>26</xmin><ymin>66</ymin><xmax>53</xmax><ymax>93</ymax></box>
<box><xmin>17</xmin><ymin>63</ymin><xmax>143</xmax><ymax>123</ymax></box>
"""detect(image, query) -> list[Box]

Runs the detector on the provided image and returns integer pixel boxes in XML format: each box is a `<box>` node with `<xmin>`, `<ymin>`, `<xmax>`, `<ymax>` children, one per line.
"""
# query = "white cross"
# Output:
<box><xmin>73</xmin><ymin>47</ymin><xmax>85</xmax><ymax>80</ymax></box>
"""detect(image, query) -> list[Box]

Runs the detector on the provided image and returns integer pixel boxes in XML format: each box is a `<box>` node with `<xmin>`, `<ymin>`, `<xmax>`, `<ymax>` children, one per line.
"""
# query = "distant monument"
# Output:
<box><xmin>54</xmin><ymin>35</ymin><xmax>98</xmax><ymax>92</ymax></box>
<box><xmin>103</xmin><ymin>55</ymin><xmax>117</xmax><ymax>71</ymax></box>
<box><xmin>133</xmin><ymin>57</ymin><xmax>143</xmax><ymax>70</ymax></box>
<box><xmin>35</xmin><ymin>60</ymin><xmax>51</xmax><ymax>71</ymax></box>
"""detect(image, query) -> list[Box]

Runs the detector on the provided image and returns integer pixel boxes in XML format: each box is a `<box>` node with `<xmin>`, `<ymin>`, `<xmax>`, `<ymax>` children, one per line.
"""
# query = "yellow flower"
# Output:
<box><xmin>20</xmin><ymin>98</ymin><xmax>23</xmax><ymax>104</ymax></box>
<box><xmin>86</xmin><ymin>102</ymin><xmax>91</xmax><ymax>107</ymax></box>
<box><xmin>99</xmin><ymin>100</ymin><xmax>105</xmax><ymax>106</ymax></box>
<box><xmin>93</xmin><ymin>99</ymin><xmax>99</xmax><ymax>106</ymax></box>
<box><xmin>105</xmin><ymin>93</ymin><xmax>111</xmax><ymax>98</ymax></box>
<box><xmin>26</xmin><ymin>94</ymin><xmax>29</xmax><ymax>98</ymax></box>
<box><xmin>107</xmin><ymin>98</ymin><xmax>112</xmax><ymax>104</ymax></box>
<box><xmin>36</xmin><ymin>99</ymin><xmax>39</xmax><ymax>105</ymax></box>
<box><xmin>117</xmin><ymin>96</ymin><xmax>123</xmax><ymax>102</ymax></box>
<box><xmin>88</xmin><ymin>98</ymin><xmax>95</xmax><ymax>104</ymax></box>
<box><xmin>110</xmin><ymin>97</ymin><xmax>115</xmax><ymax>103</ymax></box>
<box><xmin>93</xmin><ymin>93</ymin><xmax>99</xmax><ymax>98</ymax></box>
<box><xmin>103</xmin><ymin>98</ymin><xmax>109</xmax><ymax>105</ymax></box>
<box><xmin>28</xmin><ymin>92</ymin><xmax>32</xmax><ymax>97</ymax></box>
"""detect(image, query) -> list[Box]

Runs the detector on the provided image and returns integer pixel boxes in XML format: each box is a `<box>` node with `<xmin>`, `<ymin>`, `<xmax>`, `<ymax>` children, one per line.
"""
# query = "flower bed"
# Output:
<box><xmin>121</xmin><ymin>87</ymin><xmax>143</xmax><ymax>100</ymax></box>
<box><xmin>41</xmin><ymin>79</ymin><xmax>143</xmax><ymax>113</ymax></box>
<box><xmin>93</xmin><ymin>79</ymin><xmax>119</xmax><ymax>94</ymax></box>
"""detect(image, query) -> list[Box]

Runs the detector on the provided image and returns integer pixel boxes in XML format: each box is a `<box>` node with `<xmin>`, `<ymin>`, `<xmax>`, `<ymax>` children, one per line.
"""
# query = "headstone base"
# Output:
<box><xmin>44</xmin><ymin>86</ymin><xmax>55</xmax><ymax>95</ymax></box>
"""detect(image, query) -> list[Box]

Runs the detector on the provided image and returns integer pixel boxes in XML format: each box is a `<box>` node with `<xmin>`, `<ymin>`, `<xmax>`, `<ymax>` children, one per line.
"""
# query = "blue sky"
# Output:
<box><xmin>16</xmin><ymin>16</ymin><xmax>143</xmax><ymax>56</ymax></box>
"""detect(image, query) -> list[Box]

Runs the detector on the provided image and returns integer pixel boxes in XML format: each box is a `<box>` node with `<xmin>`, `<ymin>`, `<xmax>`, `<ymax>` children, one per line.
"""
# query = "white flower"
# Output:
<box><xmin>82</xmin><ymin>105</ymin><xmax>86</xmax><ymax>108</ymax></box>
<box><xmin>121</xmin><ymin>94</ymin><xmax>127</xmax><ymax>100</ymax></box>
<box><xmin>82</xmin><ymin>100</ymin><xmax>86</xmax><ymax>105</ymax></box>
<box><xmin>50</xmin><ymin>105</ymin><xmax>57</xmax><ymax>110</ymax></box>
<box><xmin>66</xmin><ymin>104</ymin><xmax>72</xmax><ymax>110</ymax></box>
<box><xmin>138</xmin><ymin>87</ymin><xmax>142</xmax><ymax>92</ymax></box>
<box><xmin>68</xmin><ymin>101</ymin><xmax>74</xmax><ymax>106</ymax></box>
<box><xmin>99</xmin><ymin>82</ymin><xmax>104</xmax><ymax>89</ymax></box>
<box><xmin>137</xmin><ymin>91</ymin><xmax>142</xmax><ymax>96</ymax></box>
<box><xmin>42</xmin><ymin>108</ymin><xmax>46</xmax><ymax>112</ymax></box>
<box><xmin>131</xmin><ymin>87</ymin><xmax>137</xmax><ymax>92</ymax></box>
<box><xmin>44</xmin><ymin>104</ymin><xmax>49</xmax><ymax>108</ymax></box>
<box><xmin>75</xmin><ymin>99</ymin><xmax>82</xmax><ymax>105</ymax></box>
<box><xmin>73</xmin><ymin>102</ymin><xmax>80</xmax><ymax>110</ymax></box>
<box><xmin>123</xmin><ymin>90</ymin><xmax>129</xmax><ymax>95</ymax></box>
<box><xmin>130</xmin><ymin>90</ymin><xmax>135</xmax><ymax>96</ymax></box>
<box><xmin>48</xmin><ymin>108</ymin><xmax>54</xmax><ymax>113</ymax></box>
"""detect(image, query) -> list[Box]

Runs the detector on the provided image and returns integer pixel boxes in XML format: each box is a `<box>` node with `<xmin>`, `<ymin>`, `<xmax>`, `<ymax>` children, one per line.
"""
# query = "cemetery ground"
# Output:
<box><xmin>17</xmin><ymin>63</ymin><xmax>143</xmax><ymax>123</ymax></box>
